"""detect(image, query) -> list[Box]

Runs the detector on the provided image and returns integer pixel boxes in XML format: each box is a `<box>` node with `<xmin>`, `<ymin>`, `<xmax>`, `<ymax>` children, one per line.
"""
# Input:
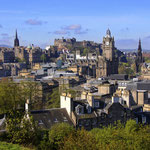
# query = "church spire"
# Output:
<box><xmin>136</xmin><ymin>38</ymin><xmax>143</xmax><ymax>73</ymax></box>
<box><xmin>138</xmin><ymin>38</ymin><xmax>142</xmax><ymax>52</ymax></box>
<box><xmin>15</xmin><ymin>29</ymin><xmax>18</xmax><ymax>39</ymax></box>
<box><xmin>14</xmin><ymin>29</ymin><xmax>19</xmax><ymax>47</ymax></box>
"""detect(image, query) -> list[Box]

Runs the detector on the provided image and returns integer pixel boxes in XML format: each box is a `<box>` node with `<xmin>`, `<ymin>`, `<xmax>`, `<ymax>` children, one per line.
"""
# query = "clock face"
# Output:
<box><xmin>106</xmin><ymin>42</ymin><xmax>109</xmax><ymax>46</ymax></box>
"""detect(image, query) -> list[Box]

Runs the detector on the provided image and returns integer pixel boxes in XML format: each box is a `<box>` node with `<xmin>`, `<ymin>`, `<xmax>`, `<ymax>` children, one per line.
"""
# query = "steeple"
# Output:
<box><xmin>14</xmin><ymin>29</ymin><xmax>19</xmax><ymax>47</ymax></box>
<box><xmin>138</xmin><ymin>38</ymin><xmax>142</xmax><ymax>52</ymax></box>
<box><xmin>135</xmin><ymin>38</ymin><xmax>143</xmax><ymax>72</ymax></box>
<box><xmin>15</xmin><ymin>30</ymin><xmax>18</xmax><ymax>39</ymax></box>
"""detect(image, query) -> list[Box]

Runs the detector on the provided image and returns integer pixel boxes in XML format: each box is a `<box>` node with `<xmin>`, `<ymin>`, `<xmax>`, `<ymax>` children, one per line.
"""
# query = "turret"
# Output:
<box><xmin>106</xmin><ymin>28</ymin><xmax>111</xmax><ymax>38</ymax></box>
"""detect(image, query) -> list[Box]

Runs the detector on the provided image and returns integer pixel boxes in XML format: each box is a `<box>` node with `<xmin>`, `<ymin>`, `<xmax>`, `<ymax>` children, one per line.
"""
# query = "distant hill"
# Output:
<box><xmin>0</xmin><ymin>45</ymin><xmax>12</xmax><ymax>48</ymax></box>
<box><xmin>119</xmin><ymin>49</ymin><xmax>150</xmax><ymax>52</ymax></box>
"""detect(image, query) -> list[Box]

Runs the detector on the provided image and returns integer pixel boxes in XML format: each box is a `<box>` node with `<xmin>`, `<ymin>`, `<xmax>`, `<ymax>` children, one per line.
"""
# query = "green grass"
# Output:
<box><xmin>0</xmin><ymin>142</ymin><xmax>32</xmax><ymax>150</ymax></box>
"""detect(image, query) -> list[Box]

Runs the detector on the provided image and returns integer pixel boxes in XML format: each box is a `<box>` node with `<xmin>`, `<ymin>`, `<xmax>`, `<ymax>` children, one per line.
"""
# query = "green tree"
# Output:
<box><xmin>38</xmin><ymin>130</ymin><xmax>52</xmax><ymax>150</ymax></box>
<box><xmin>144</xmin><ymin>57</ymin><xmax>150</xmax><ymax>63</ymax></box>
<box><xmin>20</xmin><ymin>81</ymin><xmax>43</xmax><ymax>110</ymax></box>
<box><xmin>46</xmin><ymin>87</ymin><xmax>60</xmax><ymax>109</ymax></box>
<box><xmin>49</xmin><ymin>123</ymin><xmax>75</xmax><ymax>150</ymax></box>
<box><xmin>118</xmin><ymin>62</ymin><xmax>136</xmax><ymax>76</ymax></box>
<box><xmin>41</xmin><ymin>54</ymin><xmax>46</xmax><ymax>63</ymax></box>
<box><xmin>6</xmin><ymin>111</ymin><xmax>37</xmax><ymax>145</ymax></box>
<box><xmin>0</xmin><ymin>81</ymin><xmax>25</xmax><ymax>113</ymax></box>
<box><xmin>125</xmin><ymin>119</ymin><xmax>138</xmax><ymax>134</ymax></box>
<box><xmin>63</xmin><ymin>128</ymin><xmax>97</xmax><ymax>150</ymax></box>
<box><xmin>15</xmin><ymin>57</ymin><xmax>26</xmax><ymax>63</ymax></box>
<box><xmin>81</xmin><ymin>48</ymin><xmax>90</xmax><ymax>56</ymax></box>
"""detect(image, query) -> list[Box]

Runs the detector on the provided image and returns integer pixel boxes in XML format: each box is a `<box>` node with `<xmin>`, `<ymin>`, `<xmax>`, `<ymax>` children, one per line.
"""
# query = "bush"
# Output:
<box><xmin>49</xmin><ymin>123</ymin><xmax>75</xmax><ymax>149</ymax></box>
<box><xmin>63</xmin><ymin>128</ymin><xmax>97</xmax><ymax>150</ymax></box>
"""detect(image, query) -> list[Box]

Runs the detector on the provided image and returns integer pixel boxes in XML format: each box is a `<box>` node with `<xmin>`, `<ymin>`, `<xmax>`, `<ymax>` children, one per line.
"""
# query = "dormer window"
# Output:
<box><xmin>75</xmin><ymin>105</ymin><xmax>84</xmax><ymax>115</ymax></box>
<box><xmin>86</xmin><ymin>104</ymin><xmax>91</xmax><ymax>114</ymax></box>
<box><xmin>38</xmin><ymin>120</ymin><xmax>43</xmax><ymax>125</ymax></box>
<box><xmin>63</xmin><ymin>116</ymin><xmax>68</xmax><ymax>122</ymax></box>
<box><xmin>79</xmin><ymin>108</ymin><xmax>83</xmax><ymax>114</ymax></box>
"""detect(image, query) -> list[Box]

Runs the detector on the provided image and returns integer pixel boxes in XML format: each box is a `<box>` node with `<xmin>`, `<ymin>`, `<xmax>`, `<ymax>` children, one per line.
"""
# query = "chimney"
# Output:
<box><xmin>25</xmin><ymin>99</ymin><xmax>29</xmax><ymax>113</ymax></box>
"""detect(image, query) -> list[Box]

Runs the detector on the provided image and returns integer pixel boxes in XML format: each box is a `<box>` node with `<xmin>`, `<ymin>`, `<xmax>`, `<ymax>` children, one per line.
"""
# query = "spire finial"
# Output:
<box><xmin>16</xmin><ymin>29</ymin><xmax>18</xmax><ymax>39</ymax></box>
<box><xmin>106</xmin><ymin>28</ymin><xmax>111</xmax><ymax>37</ymax></box>
<box><xmin>138</xmin><ymin>38</ymin><xmax>142</xmax><ymax>52</ymax></box>
<box><xmin>14</xmin><ymin>29</ymin><xmax>19</xmax><ymax>47</ymax></box>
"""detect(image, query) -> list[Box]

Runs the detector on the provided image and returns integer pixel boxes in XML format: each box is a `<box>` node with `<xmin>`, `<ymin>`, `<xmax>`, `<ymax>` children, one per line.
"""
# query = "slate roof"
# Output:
<box><xmin>126</xmin><ymin>81</ymin><xmax>150</xmax><ymax>91</ymax></box>
<box><xmin>73</xmin><ymin>111</ymin><xmax>97</xmax><ymax>119</ymax></box>
<box><xmin>30</xmin><ymin>108</ymin><xmax>73</xmax><ymax>129</ymax></box>
<box><xmin>107</xmin><ymin>74</ymin><xmax>129</xmax><ymax>80</ymax></box>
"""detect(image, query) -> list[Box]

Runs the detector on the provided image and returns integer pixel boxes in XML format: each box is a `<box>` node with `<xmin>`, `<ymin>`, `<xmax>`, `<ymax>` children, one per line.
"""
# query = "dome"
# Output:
<box><xmin>27</xmin><ymin>45</ymin><xmax>32</xmax><ymax>49</ymax></box>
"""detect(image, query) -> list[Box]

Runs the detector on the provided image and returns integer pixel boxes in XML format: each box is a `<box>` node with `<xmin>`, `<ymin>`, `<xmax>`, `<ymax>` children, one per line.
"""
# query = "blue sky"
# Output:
<box><xmin>0</xmin><ymin>0</ymin><xmax>150</xmax><ymax>49</ymax></box>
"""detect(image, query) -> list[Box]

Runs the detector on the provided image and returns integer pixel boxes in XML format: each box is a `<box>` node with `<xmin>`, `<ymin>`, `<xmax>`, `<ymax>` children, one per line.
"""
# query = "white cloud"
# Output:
<box><xmin>62</xmin><ymin>24</ymin><xmax>81</xmax><ymax>31</ymax></box>
<box><xmin>53</xmin><ymin>30</ymin><xmax>70</xmax><ymax>35</ymax></box>
<box><xmin>25</xmin><ymin>19</ymin><xmax>47</xmax><ymax>25</ymax></box>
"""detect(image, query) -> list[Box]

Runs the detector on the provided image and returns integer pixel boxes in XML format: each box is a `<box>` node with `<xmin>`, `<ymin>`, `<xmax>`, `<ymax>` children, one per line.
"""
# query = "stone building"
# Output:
<box><xmin>14</xmin><ymin>46</ymin><xmax>29</xmax><ymax>63</ymax></box>
<box><xmin>96</xmin><ymin>29</ymin><xmax>118</xmax><ymax>77</ymax></box>
<box><xmin>113</xmin><ymin>80</ymin><xmax>150</xmax><ymax>108</ymax></box>
<box><xmin>60</xmin><ymin>92</ymin><xmax>133</xmax><ymax>130</ymax></box>
<box><xmin>13</xmin><ymin>31</ymin><xmax>43</xmax><ymax>66</ymax></box>
<box><xmin>65</xmin><ymin>29</ymin><xmax>119</xmax><ymax>78</ymax></box>
<box><xmin>54</xmin><ymin>37</ymin><xmax>99</xmax><ymax>50</ymax></box>
<box><xmin>0</xmin><ymin>48</ymin><xmax>15</xmax><ymax>63</ymax></box>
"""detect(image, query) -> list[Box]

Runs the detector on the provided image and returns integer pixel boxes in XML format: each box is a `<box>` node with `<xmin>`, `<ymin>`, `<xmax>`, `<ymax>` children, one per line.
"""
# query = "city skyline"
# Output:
<box><xmin>0</xmin><ymin>0</ymin><xmax>150</xmax><ymax>49</ymax></box>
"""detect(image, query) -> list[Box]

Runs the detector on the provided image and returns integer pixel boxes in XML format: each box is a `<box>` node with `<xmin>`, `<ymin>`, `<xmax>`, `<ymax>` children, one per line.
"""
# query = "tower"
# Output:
<box><xmin>102</xmin><ymin>29</ymin><xmax>115</xmax><ymax>61</ymax></box>
<box><xmin>96</xmin><ymin>29</ymin><xmax>118</xmax><ymax>78</ymax></box>
<box><xmin>135</xmin><ymin>39</ymin><xmax>143</xmax><ymax>72</ymax></box>
<box><xmin>137</xmin><ymin>39</ymin><xmax>143</xmax><ymax>63</ymax></box>
<box><xmin>14</xmin><ymin>30</ymin><xmax>19</xmax><ymax>47</ymax></box>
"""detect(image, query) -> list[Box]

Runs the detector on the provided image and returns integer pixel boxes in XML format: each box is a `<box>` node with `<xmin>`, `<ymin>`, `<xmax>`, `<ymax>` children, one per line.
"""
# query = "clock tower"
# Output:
<box><xmin>102</xmin><ymin>29</ymin><xmax>115</xmax><ymax>61</ymax></box>
<box><xmin>96</xmin><ymin>29</ymin><xmax>118</xmax><ymax>77</ymax></box>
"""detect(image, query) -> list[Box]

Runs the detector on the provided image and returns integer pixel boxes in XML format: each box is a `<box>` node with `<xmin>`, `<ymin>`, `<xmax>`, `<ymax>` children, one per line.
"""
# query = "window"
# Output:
<box><xmin>142</xmin><ymin>116</ymin><xmax>146</xmax><ymax>124</ymax></box>
<box><xmin>95</xmin><ymin>101</ymin><xmax>99</xmax><ymax>108</ymax></box>
<box><xmin>75</xmin><ymin>105</ymin><xmax>84</xmax><ymax>115</ymax></box>
<box><xmin>38</xmin><ymin>120</ymin><xmax>43</xmax><ymax>125</ymax></box>
<box><xmin>54</xmin><ymin>118</ymin><xmax>59</xmax><ymax>123</ymax></box>
<box><xmin>86</xmin><ymin>105</ymin><xmax>91</xmax><ymax>113</ymax></box>
<box><xmin>109</xmin><ymin>114</ymin><xmax>112</xmax><ymax>118</ymax></box>
<box><xmin>135</xmin><ymin>118</ymin><xmax>138</xmax><ymax>124</ymax></box>
<box><xmin>79</xmin><ymin>107</ymin><xmax>83</xmax><ymax>114</ymax></box>
<box><xmin>63</xmin><ymin>116</ymin><xmax>68</xmax><ymax>122</ymax></box>
<box><xmin>121</xmin><ymin>112</ymin><xmax>124</xmax><ymax>117</ymax></box>
<box><xmin>85</xmin><ymin>120</ymin><xmax>90</xmax><ymax>126</ymax></box>
<box><xmin>92</xmin><ymin>119</ymin><xmax>97</xmax><ymax>125</ymax></box>
<box><xmin>88</xmin><ymin>106</ymin><xmax>91</xmax><ymax>113</ymax></box>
